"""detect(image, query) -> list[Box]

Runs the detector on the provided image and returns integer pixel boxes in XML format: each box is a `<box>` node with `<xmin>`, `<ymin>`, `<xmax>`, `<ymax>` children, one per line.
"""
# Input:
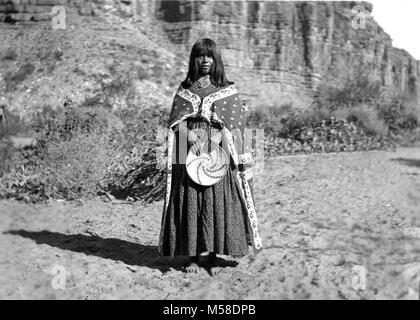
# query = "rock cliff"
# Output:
<box><xmin>153</xmin><ymin>0</ymin><xmax>420</xmax><ymax>106</ymax></box>
<box><xmin>1</xmin><ymin>0</ymin><xmax>419</xmax><ymax>110</ymax></box>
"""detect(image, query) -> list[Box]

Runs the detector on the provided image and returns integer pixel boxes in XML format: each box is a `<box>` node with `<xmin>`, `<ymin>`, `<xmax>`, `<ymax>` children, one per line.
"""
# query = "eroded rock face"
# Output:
<box><xmin>1</xmin><ymin>0</ymin><xmax>419</xmax><ymax>106</ymax></box>
<box><xmin>0</xmin><ymin>0</ymin><xmax>65</xmax><ymax>22</ymax></box>
<box><xmin>0</xmin><ymin>0</ymin><xmax>95</xmax><ymax>22</ymax></box>
<box><xmin>154</xmin><ymin>0</ymin><xmax>420</xmax><ymax>104</ymax></box>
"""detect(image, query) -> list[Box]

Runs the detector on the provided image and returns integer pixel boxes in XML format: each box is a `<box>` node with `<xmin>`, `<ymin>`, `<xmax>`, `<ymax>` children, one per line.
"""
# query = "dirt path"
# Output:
<box><xmin>1</xmin><ymin>148</ymin><xmax>419</xmax><ymax>299</ymax></box>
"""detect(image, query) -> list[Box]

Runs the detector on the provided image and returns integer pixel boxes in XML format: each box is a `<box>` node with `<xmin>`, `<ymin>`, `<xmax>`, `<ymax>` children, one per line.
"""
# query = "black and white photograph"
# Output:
<box><xmin>0</xmin><ymin>0</ymin><xmax>419</xmax><ymax>303</ymax></box>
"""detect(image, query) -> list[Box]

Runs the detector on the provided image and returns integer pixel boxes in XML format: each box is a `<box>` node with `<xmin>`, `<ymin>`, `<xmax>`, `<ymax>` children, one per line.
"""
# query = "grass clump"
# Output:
<box><xmin>0</xmin><ymin>102</ymin><xmax>169</xmax><ymax>203</ymax></box>
<box><xmin>247</xmin><ymin>72</ymin><xmax>418</xmax><ymax>156</ymax></box>
<box><xmin>4</xmin><ymin>63</ymin><xmax>35</xmax><ymax>91</ymax></box>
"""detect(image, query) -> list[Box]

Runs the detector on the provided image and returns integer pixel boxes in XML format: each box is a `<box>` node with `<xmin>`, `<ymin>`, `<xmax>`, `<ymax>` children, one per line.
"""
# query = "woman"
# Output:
<box><xmin>158</xmin><ymin>38</ymin><xmax>262</xmax><ymax>275</ymax></box>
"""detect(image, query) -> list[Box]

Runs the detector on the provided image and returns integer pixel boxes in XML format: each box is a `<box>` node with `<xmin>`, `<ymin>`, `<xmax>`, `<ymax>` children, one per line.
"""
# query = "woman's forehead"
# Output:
<box><xmin>195</xmin><ymin>47</ymin><xmax>214</xmax><ymax>56</ymax></box>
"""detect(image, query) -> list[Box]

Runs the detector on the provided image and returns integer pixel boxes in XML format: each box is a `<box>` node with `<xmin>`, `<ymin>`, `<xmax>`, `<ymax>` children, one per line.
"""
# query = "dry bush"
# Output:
<box><xmin>85</xmin><ymin>66</ymin><xmax>136</xmax><ymax>111</ymax></box>
<box><xmin>332</xmin><ymin>104</ymin><xmax>388</xmax><ymax>136</ymax></box>
<box><xmin>0</xmin><ymin>139</ymin><xmax>17</xmax><ymax>176</ymax></box>
<box><xmin>4</xmin><ymin>63</ymin><xmax>35</xmax><ymax>91</ymax></box>
<box><xmin>246</xmin><ymin>72</ymin><xmax>401</xmax><ymax>156</ymax></box>
<box><xmin>0</xmin><ymin>105</ymin><xmax>117</xmax><ymax>201</ymax></box>
<box><xmin>1</xmin><ymin>48</ymin><xmax>18</xmax><ymax>61</ymax></box>
<box><xmin>315</xmin><ymin>73</ymin><xmax>386</xmax><ymax>111</ymax></box>
<box><xmin>0</xmin><ymin>107</ymin><xmax>30</xmax><ymax>176</ymax></box>
<box><xmin>377</xmin><ymin>95</ymin><xmax>419</xmax><ymax>132</ymax></box>
<box><xmin>247</xmin><ymin>103</ymin><xmax>299</xmax><ymax>137</ymax></box>
<box><xmin>0</xmin><ymin>108</ymin><xmax>21</xmax><ymax>140</ymax></box>
<box><xmin>314</xmin><ymin>72</ymin><xmax>419</xmax><ymax>144</ymax></box>
<box><xmin>136</xmin><ymin>65</ymin><xmax>150</xmax><ymax>80</ymax></box>
<box><xmin>106</xmin><ymin>104</ymin><xmax>168</xmax><ymax>201</ymax></box>
<box><xmin>36</xmin><ymin>129</ymin><xmax>119</xmax><ymax>199</ymax></box>
<box><xmin>0</xmin><ymin>101</ymin><xmax>169</xmax><ymax>203</ymax></box>
<box><xmin>0</xmin><ymin>129</ymin><xmax>119</xmax><ymax>201</ymax></box>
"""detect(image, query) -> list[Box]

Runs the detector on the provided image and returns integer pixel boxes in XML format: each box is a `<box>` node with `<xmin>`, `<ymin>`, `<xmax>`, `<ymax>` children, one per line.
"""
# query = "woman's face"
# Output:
<box><xmin>195</xmin><ymin>53</ymin><xmax>214</xmax><ymax>75</ymax></box>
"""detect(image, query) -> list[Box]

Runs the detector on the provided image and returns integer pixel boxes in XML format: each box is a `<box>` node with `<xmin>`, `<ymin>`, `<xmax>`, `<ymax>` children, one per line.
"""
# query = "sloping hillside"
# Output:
<box><xmin>1</xmin><ymin>1</ymin><xmax>419</xmax><ymax>119</ymax></box>
<box><xmin>0</xmin><ymin>4</ymin><xmax>187</xmax><ymax>121</ymax></box>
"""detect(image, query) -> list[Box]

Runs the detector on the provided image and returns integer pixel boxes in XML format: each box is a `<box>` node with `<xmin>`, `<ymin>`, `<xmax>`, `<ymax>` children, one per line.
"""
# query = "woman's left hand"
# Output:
<box><xmin>210</xmin><ymin>131</ymin><xmax>222</xmax><ymax>144</ymax></box>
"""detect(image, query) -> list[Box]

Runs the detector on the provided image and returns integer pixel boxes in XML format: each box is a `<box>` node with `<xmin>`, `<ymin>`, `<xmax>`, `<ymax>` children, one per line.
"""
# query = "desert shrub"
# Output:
<box><xmin>0</xmin><ymin>107</ymin><xmax>30</xmax><ymax>176</ymax></box>
<box><xmin>1</xmin><ymin>48</ymin><xmax>18</xmax><ymax>61</ymax></box>
<box><xmin>0</xmin><ymin>131</ymin><xmax>117</xmax><ymax>201</ymax></box>
<box><xmin>0</xmin><ymin>107</ymin><xmax>22</xmax><ymax>139</ymax></box>
<box><xmin>0</xmin><ymin>105</ymin><xmax>117</xmax><ymax>200</ymax></box>
<box><xmin>54</xmin><ymin>48</ymin><xmax>63</xmax><ymax>60</ymax></box>
<box><xmin>247</xmin><ymin>103</ymin><xmax>302</xmax><ymax>137</ymax></box>
<box><xmin>0</xmin><ymin>102</ymin><xmax>169</xmax><ymax>203</ymax></box>
<box><xmin>151</xmin><ymin>64</ymin><xmax>164</xmax><ymax>79</ymax></box>
<box><xmin>4</xmin><ymin>63</ymin><xmax>35</xmax><ymax>91</ymax></box>
<box><xmin>86</xmin><ymin>71</ymin><xmax>136</xmax><ymax>111</ymax></box>
<box><xmin>314</xmin><ymin>73</ymin><xmax>385</xmax><ymax>111</ymax></box>
<box><xmin>32</xmin><ymin>105</ymin><xmax>102</xmax><ymax>144</ymax></box>
<box><xmin>377</xmin><ymin>96</ymin><xmax>419</xmax><ymax>132</ymax></box>
<box><xmin>262</xmin><ymin>115</ymin><xmax>393</xmax><ymax>156</ymax></box>
<box><xmin>246</xmin><ymin>100</ymin><xmax>394</xmax><ymax>157</ymax></box>
<box><xmin>36</xmin><ymin>47</ymin><xmax>51</xmax><ymax>60</ymax></box>
<box><xmin>375</xmin><ymin>96</ymin><xmax>420</xmax><ymax>146</ymax></box>
<box><xmin>314</xmin><ymin>71</ymin><xmax>419</xmax><ymax>145</ymax></box>
<box><xmin>246</xmin><ymin>105</ymin><xmax>270</xmax><ymax>129</ymax></box>
<box><xmin>136</xmin><ymin>65</ymin><xmax>150</xmax><ymax>80</ymax></box>
<box><xmin>0</xmin><ymin>139</ymin><xmax>17</xmax><ymax>176</ymax></box>
<box><xmin>73</xmin><ymin>66</ymin><xmax>87</xmax><ymax>76</ymax></box>
<box><xmin>37</xmin><ymin>130</ymin><xmax>118</xmax><ymax>199</ymax></box>
<box><xmin>105</xmin><ymin>104</ymin><xmax>168</xmax><ymax>201</ymax></box>
<box><xmin>312</xmin><ymin>73</ymin><xmax>388</xmax><ymax>133</ymax></box>
<box><xmin>332</xmin><ymin>104</ymin><xmax>388</xmax><ymax>136</ymax></box>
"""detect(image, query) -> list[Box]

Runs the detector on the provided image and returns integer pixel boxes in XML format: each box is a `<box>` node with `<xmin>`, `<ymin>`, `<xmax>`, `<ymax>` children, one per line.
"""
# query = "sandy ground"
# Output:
<box><xmin>0</xmin><ymin>147</ymin><xmax>419</xmax><ymax>300</ymax></box>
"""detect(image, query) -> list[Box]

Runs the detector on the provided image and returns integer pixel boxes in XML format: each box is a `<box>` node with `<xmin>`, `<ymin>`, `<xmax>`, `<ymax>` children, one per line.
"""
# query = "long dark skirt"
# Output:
<box><xmin>159</xmin><ymin>122</ymin><xmax>250</xmax><ymax>258</ymax></box>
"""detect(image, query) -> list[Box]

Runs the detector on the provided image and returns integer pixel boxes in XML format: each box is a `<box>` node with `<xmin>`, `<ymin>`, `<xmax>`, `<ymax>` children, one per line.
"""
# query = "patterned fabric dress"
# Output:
<box><xmin>159</xmin><ymin>76</ymin><xmax>251</xmax><ymax>258</ymax></box>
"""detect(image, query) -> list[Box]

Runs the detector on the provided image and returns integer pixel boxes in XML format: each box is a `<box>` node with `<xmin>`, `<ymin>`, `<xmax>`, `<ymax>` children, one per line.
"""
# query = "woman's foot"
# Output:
<box><xmin>207</xmin><ymin>252</ymin><xmax>222</xmax><ymax>276</ymax></box>
<box><xmin>183</xmin><ymin>255</ymin><xmax>200</xmax><ymax>273</ymax></box>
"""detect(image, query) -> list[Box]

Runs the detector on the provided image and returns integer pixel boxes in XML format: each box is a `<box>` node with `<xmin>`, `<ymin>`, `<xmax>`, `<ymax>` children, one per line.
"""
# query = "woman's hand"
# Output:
<box><xmin>187</xmin><ymin>129</ymin><xmax>198</xmax><ymax>145</ymax></box>
<box><xmin>210</xmin><ymin>131</ymin><xmax>222</xmax><ymax>144</ymax></box>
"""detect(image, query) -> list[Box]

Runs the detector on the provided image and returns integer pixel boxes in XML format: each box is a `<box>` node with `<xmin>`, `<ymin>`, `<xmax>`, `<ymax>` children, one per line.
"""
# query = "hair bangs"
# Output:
<box><xmin>193</xmin><ymin>40</ymin><xmax>216</xmax><ymax>58</ymax></box>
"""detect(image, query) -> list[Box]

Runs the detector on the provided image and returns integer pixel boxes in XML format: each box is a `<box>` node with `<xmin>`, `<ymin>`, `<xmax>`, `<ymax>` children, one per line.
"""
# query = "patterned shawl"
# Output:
<box><xmin>158</xmin><ymin>82</ymin><xmax>262</xmax><ymax>253</ymax></box>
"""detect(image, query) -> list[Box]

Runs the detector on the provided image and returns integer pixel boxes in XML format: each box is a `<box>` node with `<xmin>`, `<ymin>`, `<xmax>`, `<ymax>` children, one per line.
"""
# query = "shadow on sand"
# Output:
<box><xmin>4</xmin><ymin>229</ymin><xmax>239</xmax><ymax>275</ymax></box>
<box><xmin>4</xmin><ymin>229</ymin><xmax>183</xmax><ymax>273</ymax></box>
<box><xmin>391</xmin><ymin>157</ymin><xmax>420</xmax><ymax>169</ymax></box>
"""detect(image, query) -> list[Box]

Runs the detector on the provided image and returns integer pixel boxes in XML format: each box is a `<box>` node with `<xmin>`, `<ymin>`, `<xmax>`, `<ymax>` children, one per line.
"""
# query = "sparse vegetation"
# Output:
<box><xmin>0</xmin><ymin>102</ymin><xmax>168</xmax><ymax>203</ymax></box>
<box><xmin>247</xmin><ymin>72</ymin><xmax>419</xmax><ymax>156</ymax></box>
<box><xmin>0</xmin><ymin>14</ymin><xmax>418</xmax><ymax>204</ymax></box>
<box><xmin>1</xmin><ymin>48</ymin><xmax>18</xmax><ymax>61</ymax></box>
<box><xmin>1</xmin><ymin>70</ymin><xmax>419</xmax><ymax>202</ymax></box>
<box><xmin>136</xmin><ymin>64</ymin><xmax>150</xmax><ymax>80</ymax></box>
<box><xmin>4</xmin><ymin>63</ymin><xmax>35</xmax><ymax>91</ymax></box>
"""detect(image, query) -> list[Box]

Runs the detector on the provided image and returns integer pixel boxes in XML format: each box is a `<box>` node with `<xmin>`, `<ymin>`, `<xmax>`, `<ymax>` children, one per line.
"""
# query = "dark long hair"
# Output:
<box><xmin>181</xmin><ymin>38</ymin><xmax>234</xmax><ymax>89</ymax></box>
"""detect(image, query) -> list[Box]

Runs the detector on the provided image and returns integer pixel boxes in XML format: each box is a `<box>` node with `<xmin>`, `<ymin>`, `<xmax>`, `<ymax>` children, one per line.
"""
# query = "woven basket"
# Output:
<box><xmin>186</xmin><ymin>140</ymin><xmax>228</xmax><ymax>186</ymax></box>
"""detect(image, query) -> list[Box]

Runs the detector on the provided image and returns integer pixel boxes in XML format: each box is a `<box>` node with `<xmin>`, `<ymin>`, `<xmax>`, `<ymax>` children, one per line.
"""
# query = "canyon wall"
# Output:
<box><xmin>0</xmin><ymin>0</ymin><xmax>93</xmax><ymax>21</ymax></box>
<box><xmin>1</xmin><ymin>0</ymin><xmax>419</xmax><ymax>107</ymax></box>
<box><xmin>153</xmin><ymin>0</ymin><xmax>420</xmax><ymax>105</ymax></box>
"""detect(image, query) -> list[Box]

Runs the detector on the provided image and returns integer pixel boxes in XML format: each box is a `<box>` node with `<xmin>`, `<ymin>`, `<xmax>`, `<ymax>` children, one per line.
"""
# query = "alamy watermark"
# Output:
<box><xmin>351</xmin><ymin>265</ymin><xmax>367</xmax><ymax>291</ymax></box>
<box><xmin>51</xmin><ymin>264</ymin><xmax>66</xmax><ymax>290</ymax></box>
<box><xmin>351</xmin><ymin>5</ymin><xmax>370</xmax><ymax>30</ymax></box>
<box><xmin>51</xmin><ymin>6</ymin><xmax>66</xmax><ymax>30</ymax></box>
<box><xmin>156</xmin><ymin>125</ymin><xmax>265</xmax><ymax>173</ymax></box>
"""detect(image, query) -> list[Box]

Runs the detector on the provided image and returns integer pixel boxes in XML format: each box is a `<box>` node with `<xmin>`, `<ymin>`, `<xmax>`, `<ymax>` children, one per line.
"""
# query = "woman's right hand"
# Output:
<box><xmin>187</xmin><ymin>129</ymin><xmax>198</xmax><ymax>145</ymax></box>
